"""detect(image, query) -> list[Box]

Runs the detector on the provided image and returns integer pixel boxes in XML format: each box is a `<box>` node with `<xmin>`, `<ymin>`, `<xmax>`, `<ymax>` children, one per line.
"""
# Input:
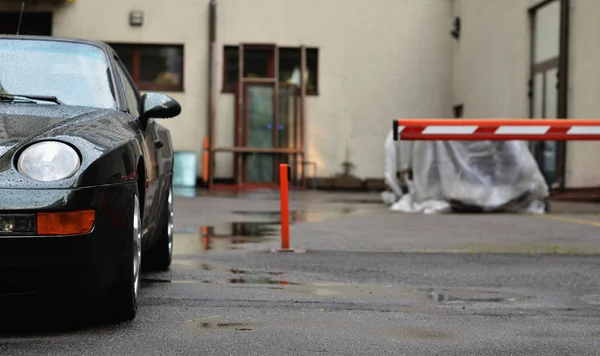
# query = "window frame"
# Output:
<box><xmin>108</xmin><ymin>42</ymin><xmax>185</xmax><ymax>92</ymax></box>
<box><xmin>222</xmin><ymin>45</ymin><xmax>319</xmax><ymax>95</ymax></box>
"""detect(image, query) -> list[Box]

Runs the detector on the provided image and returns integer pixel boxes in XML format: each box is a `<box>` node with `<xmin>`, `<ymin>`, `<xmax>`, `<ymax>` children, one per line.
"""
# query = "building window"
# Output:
<box><xmin>223</xmin><ymin>45</ymin><xmax>319</xmax><ymax>95</ymax></box>
<box><xmin>109</xmin><ymin>43</ymin><xmax>184</xmax><ymax>92</ymax></box>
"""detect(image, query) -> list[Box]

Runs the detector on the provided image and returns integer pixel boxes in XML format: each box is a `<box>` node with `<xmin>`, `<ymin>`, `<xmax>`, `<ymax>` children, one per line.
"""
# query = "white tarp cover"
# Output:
<box><xmin>382</xmin><ymin>129</ymin><xmax>549</xmax><ymax>214</ymax></box>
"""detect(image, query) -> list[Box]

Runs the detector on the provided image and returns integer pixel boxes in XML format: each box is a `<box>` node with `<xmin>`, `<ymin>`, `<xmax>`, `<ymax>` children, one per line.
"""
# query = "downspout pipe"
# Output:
<box><xmin>557</xmin><ymin>0</ymin><xmax>569</xmax><ymax>190</ymax></box>
<box><xmin>207</xmin><ymin>0</ymin><xmax>217</xmax><ymax>188</ymax></box>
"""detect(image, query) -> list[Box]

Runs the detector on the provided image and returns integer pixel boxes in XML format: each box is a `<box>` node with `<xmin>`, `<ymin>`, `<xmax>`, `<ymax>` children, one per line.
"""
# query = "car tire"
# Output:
<box><xmin>108</xmin><ymin>184</ymin><xmax>142</xmax><ymax>322</ymax></box>
<box><xmin>144</xmin><ymin>180</ymin><xmax>173</xmax><ymax>272</ymax></box>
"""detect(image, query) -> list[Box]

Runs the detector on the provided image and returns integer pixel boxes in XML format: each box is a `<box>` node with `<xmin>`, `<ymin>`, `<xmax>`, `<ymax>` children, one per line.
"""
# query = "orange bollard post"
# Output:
<box><xmin>273</xmin><ymin>164</ymin><xmax>304</xmax><ymax>253</ymax></box>
<box><xmin>279</xmin><ymin>164</ymin><xmax>290</xmax><ymax>250</ymax></box>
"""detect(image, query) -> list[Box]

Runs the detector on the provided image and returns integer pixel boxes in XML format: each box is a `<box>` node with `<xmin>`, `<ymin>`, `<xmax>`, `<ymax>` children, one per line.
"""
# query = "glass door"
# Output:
<box><xmin>243</xmin><ymin>83</ymin><xmax>275</xmax><ymax>183</ymax></box>
<box><xmin>542</xmin><ymin>67</ymin><xmax>559</xmax><ymax>184</ymax></box>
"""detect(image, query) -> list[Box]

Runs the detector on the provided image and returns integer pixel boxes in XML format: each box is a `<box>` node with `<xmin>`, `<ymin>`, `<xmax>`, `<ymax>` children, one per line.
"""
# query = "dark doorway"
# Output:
<box><xmin>0</xmin><ymin>12</ymin><xmax>52</xmax><ymax>36</ymax></box>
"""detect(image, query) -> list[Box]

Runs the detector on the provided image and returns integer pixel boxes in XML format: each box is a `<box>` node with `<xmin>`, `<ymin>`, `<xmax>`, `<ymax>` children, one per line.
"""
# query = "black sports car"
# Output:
<box><xmin>0</xmin><ymin>35</ymin><xmax>181</xmax><ymax>321</ymax></box>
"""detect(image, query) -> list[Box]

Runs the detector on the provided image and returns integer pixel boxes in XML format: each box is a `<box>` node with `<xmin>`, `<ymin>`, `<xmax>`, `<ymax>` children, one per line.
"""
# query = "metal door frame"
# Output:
<box><xmin>528</xmin><ymin>0</ymin><xmax>570</xmax><ymax>189</ymax></box>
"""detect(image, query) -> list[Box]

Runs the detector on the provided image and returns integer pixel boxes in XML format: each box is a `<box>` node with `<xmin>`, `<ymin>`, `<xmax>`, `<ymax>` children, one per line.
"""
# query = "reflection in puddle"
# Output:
<box><xmin>186</xmin><ymin>318</ymin><xmax>252</xmax><ymax>331</ymax></box>
<box><xmin>142</xmin><ymin>266</ymin><xmax>297</xmax><ymax>286</ymax></box>
<box><xmin>143</xmin><ymin>275</ymin><xmax>527</xmax><ymax>305</ymax></box>
<box><xmin>142</xmin><ymin>278</ymin><xmax>297</xmax><ymax>286</ymax></box>
<box><xmin>176</xmin><ymin>187</ymin><xmax>281</xmax><ymax>200</ymax></box>
<box><xmin>174</xmin><ymin>222</ymin><xmax>279</xmax><ymax>253</ymax></box>
<box><xmin>197</xmin><ymin>322</ymin><xmax>246</xmax><ymax>328</ymax></box>
<box><xmin>218</xmin><ymin>278</ymin><xmax>298</xmax><ymax>285</ymax></box>
<box><xmin>231</xmin><ymin>207</ymin><xmax>369</xmax><ymax>224</ymax></box>
<box><xmin>327</xmin><ymin>199</ymin><xmax>383</xmax><ymax>205</ymax></box>
<box><xmin>228</xmin><ymin>268</ymin><xmax>283</xmax><ymax>276</ymax></box>
<box><xmin>421</xmin><ymin>287</ymin><xmax>518</xmax><ymax>303</ymax></box>
<box><xmin>197</xmin><ymin>278</ymin><xmax>298</xmax><ymax>285</ymax></box>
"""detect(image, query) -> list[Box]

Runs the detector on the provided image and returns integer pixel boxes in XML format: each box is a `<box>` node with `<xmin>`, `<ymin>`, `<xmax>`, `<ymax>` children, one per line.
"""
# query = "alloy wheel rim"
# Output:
<box><xmin>133</xmin><ymin>195</ymin><xmax>142</xmax><ymax>300</ymax></box>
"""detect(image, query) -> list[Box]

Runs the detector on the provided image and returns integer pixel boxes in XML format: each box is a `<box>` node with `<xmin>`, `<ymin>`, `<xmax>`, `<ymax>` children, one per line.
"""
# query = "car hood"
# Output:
<box><xmin>0</xmin><ymin>103</ymin><xmax>142</xmax><ymax>190</ymax></box>
<box><xmin>0</xmin><ymin>104</ymin><xmax>116</xmax><ymax>157</ymax></box>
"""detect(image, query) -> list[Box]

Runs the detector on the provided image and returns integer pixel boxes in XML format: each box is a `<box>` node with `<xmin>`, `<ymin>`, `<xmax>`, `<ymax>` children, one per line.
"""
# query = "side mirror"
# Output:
<box><xmin>139</xmin><ymin>93</ymin><xmax>181</xmax><ymax>122</ymax></box>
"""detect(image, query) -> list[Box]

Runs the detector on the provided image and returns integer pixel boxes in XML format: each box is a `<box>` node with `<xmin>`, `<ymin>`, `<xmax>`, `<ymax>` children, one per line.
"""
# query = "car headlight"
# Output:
<box><xmin>18</xmin><ymin>141</ymin><xmax>81</xmax><ymax>182</ymax></box>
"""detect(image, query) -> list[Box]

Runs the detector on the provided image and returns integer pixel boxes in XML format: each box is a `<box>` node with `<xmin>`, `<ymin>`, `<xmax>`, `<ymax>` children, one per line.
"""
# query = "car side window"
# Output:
<box><xmin>114</xmin><ymin>61</ymin><xmax>140</xmax><ymax>117</ymax></box>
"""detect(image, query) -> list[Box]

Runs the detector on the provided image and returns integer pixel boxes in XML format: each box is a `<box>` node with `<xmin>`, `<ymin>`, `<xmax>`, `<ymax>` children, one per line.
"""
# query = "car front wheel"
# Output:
<box><xmin>144</xmin><ymin>182</ymin><xmax>173</xmax><ymax>271</ymax></box>
<box><xmin>108</xmin><ymin>185</ymin><xmax>141</xmax><ymax>322</ymax></box>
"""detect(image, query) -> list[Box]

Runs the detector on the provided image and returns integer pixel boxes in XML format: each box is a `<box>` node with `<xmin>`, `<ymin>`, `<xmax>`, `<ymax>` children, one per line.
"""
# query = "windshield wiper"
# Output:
<box><xmin>0</xmin><ymin>94</ymin><xmax>63</xmax><ymax>105</ymax></box>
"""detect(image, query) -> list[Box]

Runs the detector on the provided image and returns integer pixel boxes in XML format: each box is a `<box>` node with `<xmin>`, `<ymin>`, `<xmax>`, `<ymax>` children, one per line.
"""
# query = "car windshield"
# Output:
<box><xmin>0</xmin><ymin>39</ymin><xmax>116</xmax><ymax>109</ymax></box>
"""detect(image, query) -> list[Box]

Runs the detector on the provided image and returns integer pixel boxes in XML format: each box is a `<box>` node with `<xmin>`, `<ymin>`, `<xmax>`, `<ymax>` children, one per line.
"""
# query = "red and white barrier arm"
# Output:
<box><xmin>393</xmin><ymin>119</ymin><xmax>600</xmax><ymax>141</ymax></box>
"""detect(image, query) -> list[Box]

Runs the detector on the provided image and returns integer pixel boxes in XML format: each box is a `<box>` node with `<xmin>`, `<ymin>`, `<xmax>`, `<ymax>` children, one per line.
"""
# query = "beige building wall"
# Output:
<box><xmin>5</xmin><ymin>0</ymin><xmax>454</xmax><ymax>180</ymax></box>
<box><xmin>453</xmin><ymin>0</ymin><xmax>538</xmax><ymax>118</ymax></box>
<box><xmin>455</xmin><ymin>0</ymin><xmax>600</xmax><ymax>188</ymax></box>
<box><xmin>565</xmin><ymin>0</ymin><xmax>600</xmax><ymax>187</ymax></box>
<box><xmin>52</xmin><ymin>0</ymin><xmax>210</xmax><ymax>179</ymax></box>
<box><xmin>214</xmin><ymin>0</ymin><xmax>454</xmax><ymax>179</ymax></box>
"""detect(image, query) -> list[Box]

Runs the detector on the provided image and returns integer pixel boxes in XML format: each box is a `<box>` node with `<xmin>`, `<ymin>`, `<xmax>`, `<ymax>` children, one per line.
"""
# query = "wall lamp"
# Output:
<box><xmin>129</xmin><ymin>10</ymin><xmax>144</xmax><ymax>27</ymax></box>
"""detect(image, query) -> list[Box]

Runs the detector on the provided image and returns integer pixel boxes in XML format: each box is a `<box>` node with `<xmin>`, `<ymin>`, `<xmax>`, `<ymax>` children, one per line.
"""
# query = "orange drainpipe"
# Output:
<box><xmin>202</xmin><ymin>136</ymin><xmax>209</xmax><ymax>185</ymax></box>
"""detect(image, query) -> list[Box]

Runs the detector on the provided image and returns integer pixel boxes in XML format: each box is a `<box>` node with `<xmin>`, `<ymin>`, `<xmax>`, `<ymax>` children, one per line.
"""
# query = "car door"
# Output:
<box><xmin>112</xmin><ymin>59</ymin><xmax>162</xmax><ymax>240</ymax></box>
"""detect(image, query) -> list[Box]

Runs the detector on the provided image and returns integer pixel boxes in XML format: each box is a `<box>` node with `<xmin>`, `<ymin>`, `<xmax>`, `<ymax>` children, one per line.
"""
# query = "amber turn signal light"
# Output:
<box><xmin>37</xmin><ymin>210</ymin><xmax>96</xmax><ymax>236</ymax></box>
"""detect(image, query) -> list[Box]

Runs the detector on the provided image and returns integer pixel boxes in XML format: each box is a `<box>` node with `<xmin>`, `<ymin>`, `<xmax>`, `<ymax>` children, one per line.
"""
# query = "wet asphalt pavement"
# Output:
<box><xmin>1</xmin><ymin>189</ymin><xmax>600</xmax><ymax>355</ymax></box>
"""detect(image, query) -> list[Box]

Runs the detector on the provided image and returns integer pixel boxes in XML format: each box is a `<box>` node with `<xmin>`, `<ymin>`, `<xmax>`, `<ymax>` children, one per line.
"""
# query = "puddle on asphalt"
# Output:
<box><xmin>142</xmin><ymin>267</ymin><xmax>298</xmax><ymax>286</ymax></box>
<box><xmin>143</xmin><ymin>274</ymin><xmax>528</xmax><ymax>305</ymax></box>
<box><xmin>418</xmin><ymin>287</ymin><xmax>520</xmax><ymax>303</ymax></box>
<box><xmin>142</xmin><ymin>277</ymin><xmax>297</xmax><ymax>286</ymax></box>
<box><xmin>327</xmin><ymin>199</ymin><xmax>383</xmax><ymax>205</ymax></box>
<box><xmin>231</xmin><ymin>207</ymin><xmax>372</xmax><ymax>224</ymax></box>
<box><xmin>197</xmin><ymin>322</ymin><xmax>246</xmax><ymax>328</ymax></box>
<box><xmin>175</xmin><ymin>187</ymin><xmax>281</xmax><ymax>200</ymax></box>
<box><xmin>174</xmin><ymin>222</ymin><xmax>279</xmax><ymax>253</ymax></box>
<box><xmin>280</xmin><ymin>283</ymin><xmax>528</xmax><ymax>304</ymax></box>
<box><xmin>201</xmin><ymin>278</ymin><xmax>299</xmax><ymax>285</ymax></box>
<box><xmin>186</xmin><ymin>318</ymin><xmax>252</xmax><ymax>331</ymax></box>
